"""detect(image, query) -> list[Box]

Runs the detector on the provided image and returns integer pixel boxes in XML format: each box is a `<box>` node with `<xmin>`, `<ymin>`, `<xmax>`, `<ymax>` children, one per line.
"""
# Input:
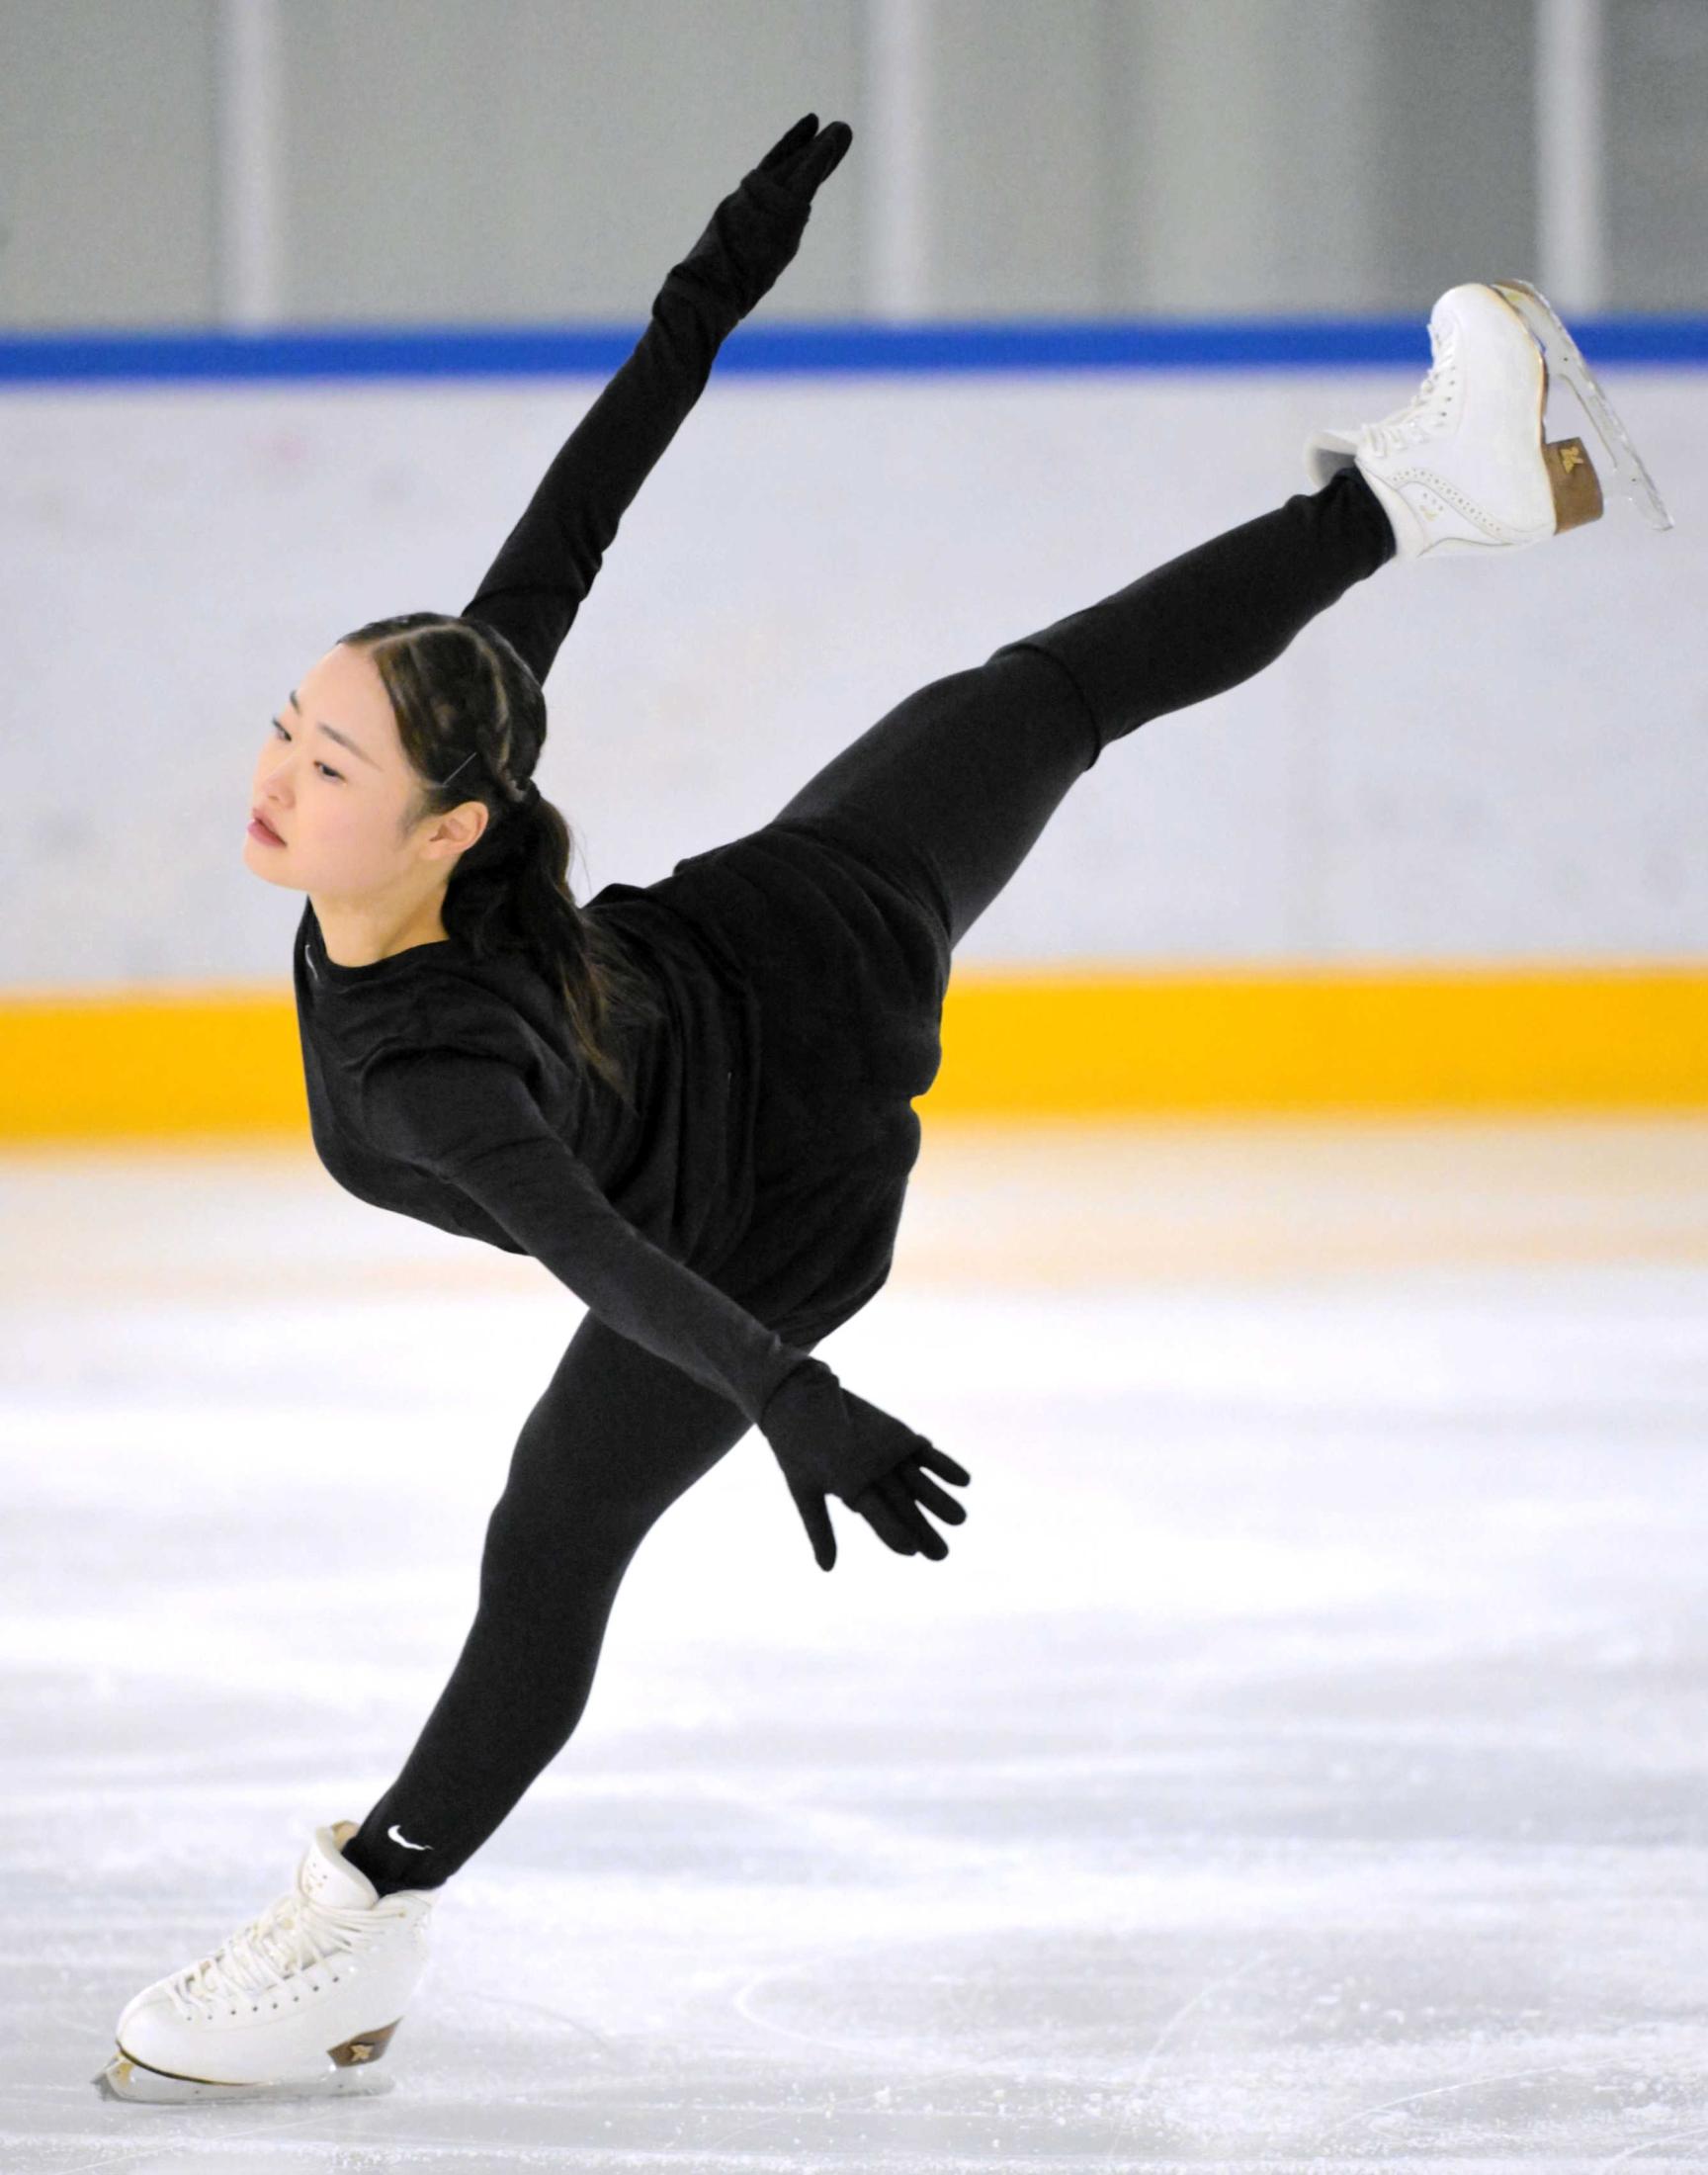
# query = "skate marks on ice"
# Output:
<box><xmin>701</xmin><ymin>1868</ymin><xmax>1708</xmax><ymax>2165</ymax></box>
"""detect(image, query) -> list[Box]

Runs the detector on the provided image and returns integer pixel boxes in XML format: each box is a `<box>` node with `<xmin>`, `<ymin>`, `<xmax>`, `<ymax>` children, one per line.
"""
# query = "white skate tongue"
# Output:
<box><xmin>300</xmin><ymin>1821</ymin><xmax>381</xmax><ymax>1912</ymax></box>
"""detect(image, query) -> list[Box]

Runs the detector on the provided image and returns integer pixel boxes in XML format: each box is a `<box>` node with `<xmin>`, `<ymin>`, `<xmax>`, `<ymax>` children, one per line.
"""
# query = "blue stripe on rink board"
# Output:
<box><xmin>2</xmin><ymin>314</ymin><xmax>1707</xmax><ymax>386</ymax></box>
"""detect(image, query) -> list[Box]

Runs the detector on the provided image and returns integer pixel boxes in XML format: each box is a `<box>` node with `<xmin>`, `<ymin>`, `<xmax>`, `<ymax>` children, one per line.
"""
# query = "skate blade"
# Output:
<box><xmin>1492</xmin><ymin>277</ymin><xmax>1674</xmax><ymax>532</ymax></box>
<box><xmin>94</xmin><ymin>2045</ymin><xmax>396</xmax><ymax>2105</ymax></box>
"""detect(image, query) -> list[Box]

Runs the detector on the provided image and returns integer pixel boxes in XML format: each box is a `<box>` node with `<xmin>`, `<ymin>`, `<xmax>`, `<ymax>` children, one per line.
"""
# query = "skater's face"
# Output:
<box><xmin>244</xmin><ymin>642</ymin><xmax>488</xmax><ymax>897</ymax></box>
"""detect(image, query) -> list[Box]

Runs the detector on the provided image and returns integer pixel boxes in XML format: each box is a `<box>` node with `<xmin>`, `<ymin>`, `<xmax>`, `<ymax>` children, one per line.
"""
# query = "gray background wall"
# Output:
<box><xmin>1</xmin><ymin>0</ymin><xmax>1705</xmax><ymax>331</ymax></box>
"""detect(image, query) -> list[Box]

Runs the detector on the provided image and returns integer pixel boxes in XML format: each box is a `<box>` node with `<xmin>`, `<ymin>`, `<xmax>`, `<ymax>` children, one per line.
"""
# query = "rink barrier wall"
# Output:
<box><xmin>3</xmin><ymin>313</ymin><xmax>1702</xmax><ymax>1132</ymax></box>
<box><xmin>0</xmin><ymin>963</ymin><xmax>1703</xmax><ymax>1141</ymax></box>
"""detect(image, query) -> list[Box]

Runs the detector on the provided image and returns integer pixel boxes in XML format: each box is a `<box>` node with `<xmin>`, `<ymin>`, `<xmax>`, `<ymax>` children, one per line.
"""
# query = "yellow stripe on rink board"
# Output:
<box><xmin>925</xmin><ymin>962</ymin><xmax>1708</xmax><ymax>1117</ymax></box>
<box><xmin>0</xmin><ymin>963</ymin><xmax>1703</xmax><ymax>1141</ymax></box>
<box><xmin>0</xmin><ymin>986</ymin><xmax>310</xmax><ymax>1141</ymax></box>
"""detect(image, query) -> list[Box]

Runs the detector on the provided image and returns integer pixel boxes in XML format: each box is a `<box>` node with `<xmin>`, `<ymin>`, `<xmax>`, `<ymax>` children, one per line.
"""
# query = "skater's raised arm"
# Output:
<box><xmin>461</xmin><ymin>115</ymin><xmax>852</xmax><ymax>686</ymax></box>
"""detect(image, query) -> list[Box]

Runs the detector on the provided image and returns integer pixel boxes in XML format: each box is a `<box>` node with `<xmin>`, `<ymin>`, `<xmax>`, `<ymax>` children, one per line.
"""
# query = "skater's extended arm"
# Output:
<box><xmin>363</xmin><ymin>1048</ymin><xmax>811</xmax><ymax>1422</ymax></box>
<box><xmin>363</xmin><ymin>1045</ymin><xmax>971</xmax><ymax>1570</ymax></box>
<box><xmin>461</xmin><ymin>115</ymin><xmax>852</xmax><ymax>685</ymax></box>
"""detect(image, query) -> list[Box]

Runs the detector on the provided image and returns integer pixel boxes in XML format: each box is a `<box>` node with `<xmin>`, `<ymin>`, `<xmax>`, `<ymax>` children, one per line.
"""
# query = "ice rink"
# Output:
<box><xmin>4</xmin><ymin>1112</ymin><xmax>1707</xmax><ymax>2170</ymax></box>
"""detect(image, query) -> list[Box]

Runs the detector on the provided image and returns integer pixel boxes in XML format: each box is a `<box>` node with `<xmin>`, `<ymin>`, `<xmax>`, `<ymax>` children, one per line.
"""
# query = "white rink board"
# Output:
<box><xmin>1</xmin><ymin>365</ymin><xmax>1702</xmax><ymax>986</ymax></box>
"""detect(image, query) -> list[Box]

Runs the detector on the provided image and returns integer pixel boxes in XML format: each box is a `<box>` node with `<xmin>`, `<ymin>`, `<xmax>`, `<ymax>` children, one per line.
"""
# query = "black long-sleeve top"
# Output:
<box><xmin>292</xmin><ymin>187</ymin><xmax>944</xmax><ymax>1421</ymax></box>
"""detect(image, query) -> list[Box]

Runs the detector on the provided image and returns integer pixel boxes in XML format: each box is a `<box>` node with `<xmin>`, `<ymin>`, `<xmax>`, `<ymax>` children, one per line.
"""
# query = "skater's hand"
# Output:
<box><xmin>749</xmin><ymin>112</ymin><xmax>855</xmax><ymax>202</ymax></box>
<box><xmin>666</xmin><ymin>115</ymin><xmax>854</xmax><ymax>319</ymax></box>
<box><xmin>757</xmin><ymin>1355</ymin><xmax>970</xmax><ymax>1571</ymax></box>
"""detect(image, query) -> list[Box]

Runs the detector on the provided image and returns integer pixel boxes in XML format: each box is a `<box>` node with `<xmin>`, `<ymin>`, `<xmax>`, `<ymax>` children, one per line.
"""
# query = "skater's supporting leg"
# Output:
<box><xmin>341</xmin><ymin>1312</ymin><xmax>769</xmax><ymax>1895</ymax></box>
<box><xmin>771</xmin><ymin>464</ymin><xmax>1396</xmax><ymax>949</ymax></box>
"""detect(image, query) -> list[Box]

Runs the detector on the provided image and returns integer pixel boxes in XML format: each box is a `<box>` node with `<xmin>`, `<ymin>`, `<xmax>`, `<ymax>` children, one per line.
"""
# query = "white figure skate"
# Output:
<box><xmin>1305</xmin><ymin>278</ymin><xmax>1672</xmax><ymax>560</ymax></box>
<box><xmin>94</xmin><ymin>1819</ymin><xmax>435</xmax><ymax>2104</ymax></box>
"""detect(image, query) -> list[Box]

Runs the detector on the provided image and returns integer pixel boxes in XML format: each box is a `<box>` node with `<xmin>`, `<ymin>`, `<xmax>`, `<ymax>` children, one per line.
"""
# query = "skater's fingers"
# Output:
<box><xmin>788</xmin><ymin>1475</ymin><xmax>838</xmax><ymax>1571</ymax></box>
<box><xmin>756</xmin><ymin>113</ymin><xmax>817</xmax><ymax>175</ymax></box>
<box><xmin>852</xmin><ymin>1480</ymin><xmax>921</xmax><ymax>1557</ymax></box>
<box><xmin>900</xmin><ymin>1460</ymin><xmax>968</xmax><ymax>1526</ymax></box>
<box><xmin>914</xmin><ymin>1442</ymin><xmax>971</xmax><ymax>1490</ymax></box>
<box><xmin>791</xmin><ymin>119</ymin><xmax>853</xmax><ymax>193</ymax></box>
<box><xmin>876</xmin><ymin>1472</ymin><xmax>950</xmax><ymax>1562</ymax></box>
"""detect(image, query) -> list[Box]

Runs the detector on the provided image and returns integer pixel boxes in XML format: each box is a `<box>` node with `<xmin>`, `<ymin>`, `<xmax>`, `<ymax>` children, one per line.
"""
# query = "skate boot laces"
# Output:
<box><xmin>167</xmin><ymin>1888</ymin><xmax>401</xmax><ymax>2021</ymax></box>
<box><xmin>1361</xmin><ymin>318</ymin><xmax>1460</xmax><ymax>459</ymax></box>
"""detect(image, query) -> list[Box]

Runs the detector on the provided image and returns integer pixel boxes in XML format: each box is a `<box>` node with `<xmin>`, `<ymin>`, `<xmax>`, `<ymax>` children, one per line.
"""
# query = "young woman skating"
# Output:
<box><xmin>98</xmin><ymin>113</ymin><xmax>1667</xmax><ymax>2103</ymax></box>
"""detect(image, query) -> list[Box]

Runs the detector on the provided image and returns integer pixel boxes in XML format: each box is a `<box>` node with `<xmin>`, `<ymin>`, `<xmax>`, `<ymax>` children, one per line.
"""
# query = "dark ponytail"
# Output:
<box><xmin>335</xmin><ymin>609</ymin><xmax>662</xmax><ymax>1111</ymax></box>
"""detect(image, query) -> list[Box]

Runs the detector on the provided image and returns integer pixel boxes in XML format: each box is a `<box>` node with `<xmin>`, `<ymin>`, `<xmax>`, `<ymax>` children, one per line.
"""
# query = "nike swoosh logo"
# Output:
<box><xmin>386</xmin><ymin>1824</ymin><xmax>430</xmax><ymax>1851</ymax></box>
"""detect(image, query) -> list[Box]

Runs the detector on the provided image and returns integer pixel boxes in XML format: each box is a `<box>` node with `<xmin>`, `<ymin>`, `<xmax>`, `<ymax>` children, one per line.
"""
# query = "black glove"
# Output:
<box><xmin>758</xmin><ymin>1355</ymin><xmax>971</xmax><ymax>1572</ymax></box>
<box><xmin>666</xmin><ymin>113</ymin><xmax>854</xmax><ymax>320</ymax></box>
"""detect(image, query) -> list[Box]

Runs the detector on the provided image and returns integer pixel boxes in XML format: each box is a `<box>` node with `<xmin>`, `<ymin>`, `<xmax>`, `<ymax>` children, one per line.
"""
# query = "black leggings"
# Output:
<box><xmin>341</xmin><ymin>468</ymin><xmax>1395</xmax><ymax>1897</ymax></box>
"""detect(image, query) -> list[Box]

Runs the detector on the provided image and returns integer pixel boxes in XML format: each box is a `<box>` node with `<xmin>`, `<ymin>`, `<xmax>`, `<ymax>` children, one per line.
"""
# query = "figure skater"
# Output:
<box><xmin>97</xmin><ymin>114</ymin><xmax>1668</xmax><ymax>2103</ymax></box>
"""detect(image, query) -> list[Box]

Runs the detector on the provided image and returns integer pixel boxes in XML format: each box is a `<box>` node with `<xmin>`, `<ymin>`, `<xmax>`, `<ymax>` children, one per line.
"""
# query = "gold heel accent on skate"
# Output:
<box><xmin>1493</xmin><ymin>277</ymin><xmax>1673</xmax><ymax>532</ymax></box>
<box><xmin>330</xmin><ymin>2018</ymin><xmax>400</xmax><ymax>2065</ymax></box>
<box><xmin>1544</xmin><ymin>436</ymin><xmax>1603</xmax><ymax>532</ymax></box>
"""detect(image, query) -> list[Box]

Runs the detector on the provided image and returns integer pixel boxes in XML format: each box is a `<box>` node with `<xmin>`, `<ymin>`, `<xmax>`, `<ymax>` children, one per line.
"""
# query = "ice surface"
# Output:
<box><xmin>3</xmin><ymin>1115</ymin><xmax>1707</xmax><ymax>2170</ymax></box>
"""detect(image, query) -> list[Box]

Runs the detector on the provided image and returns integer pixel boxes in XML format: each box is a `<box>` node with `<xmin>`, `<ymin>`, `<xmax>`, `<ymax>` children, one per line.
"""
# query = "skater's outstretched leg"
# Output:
<box><xmin>770</xmin><ymin>464</ymin><xmax>1396</xmax><ymax>950</ymax></box>
<box><xmin>774</xmin><ymin>276</ymin><xmax>1667</xmax><ymax>953</ymax></box>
